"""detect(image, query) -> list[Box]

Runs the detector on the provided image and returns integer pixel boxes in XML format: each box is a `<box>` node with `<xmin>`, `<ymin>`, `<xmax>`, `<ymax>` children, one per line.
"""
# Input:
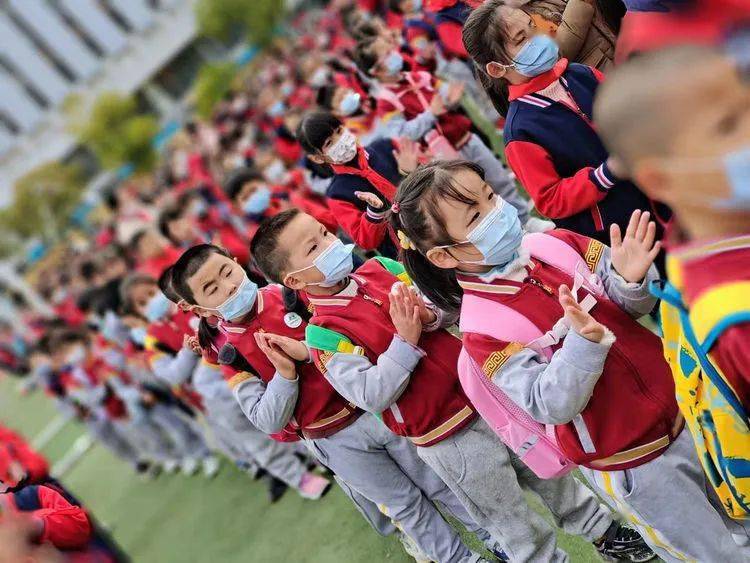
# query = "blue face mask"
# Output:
<box><xmin>130</xmin><ymin>327</ymin><xmax>148</xmax><ymax>346</ymax></box>
<box><xmin>383</xmin><ymin>51</ymin><xmax>404</xmax><ymax>76</ymax></box>
<box><xmin>268</xmin><ymin>100</ymin><xmax>286</xmax><ymax>117</ymax></box>
<box><xmin>720</xmin><ymin>145</ymin><xmax>750</xmax><ymax>209</ymax></box>
<box><xmin>145</xmin><ymin>292</ymin><xmax>172</xmax><ymax>323</ymax></box>
<box><xmin>511</xmin><ymin>34</ymin><xmax>559</xmax><ymax>77</ymax></box>
<box><xmin>243</xmin><ymin>186</ymin><xmax>272</xmax><ymax>215</ymax></box>
<box><xmin>437</xmin><ymin>198</ymin><xmax>523</xmax><ymax>267</ymax></box>
<box><xmin>213</xmin><ymin>272</ymin><xmax>258</xmax><ymax>321</ymax></box>
<box><xmin>288</xmin><ymin>239</ymin><xmax>355</xmax><ymax>287</ymax></box>
<box><xmin>411</xmin><ymin>0</ymin><xmax>422</xmax><ymax>11</ymax></box>
<box><xmin>339</xmin><ymin>91</ymin><xmax>361</xmax><ymax>116</ymax></box>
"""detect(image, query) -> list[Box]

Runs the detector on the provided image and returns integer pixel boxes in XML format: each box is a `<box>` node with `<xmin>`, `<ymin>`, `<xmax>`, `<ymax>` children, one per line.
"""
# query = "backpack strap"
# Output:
<box><xmin>305</xmin><ymin>324</ymin><xmax>361</xmax><ymax>354</ymax></box>
<box><xmin>373</xmin><ymin>256</ymin><xmax>412</xmax><ymax>285</ymax></box>
<box><xmin>374</xmin><ymin>85</ymin><xmax>406</xmax><ymax>113</ymax></box>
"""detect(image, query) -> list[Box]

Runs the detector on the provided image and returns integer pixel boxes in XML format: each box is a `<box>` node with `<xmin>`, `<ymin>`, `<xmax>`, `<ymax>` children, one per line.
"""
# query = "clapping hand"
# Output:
<box><xmin>559</xmin><ymin>285</ymin><xmax>606</xmax><ymax>343</ymax></box>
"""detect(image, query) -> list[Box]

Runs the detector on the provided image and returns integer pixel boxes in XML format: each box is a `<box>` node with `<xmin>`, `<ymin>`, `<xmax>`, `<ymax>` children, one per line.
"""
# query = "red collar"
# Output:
<box><xmin>507</xmin><ymin>59</ymin><xmax>569</xmax><ymax>101</ymax></box>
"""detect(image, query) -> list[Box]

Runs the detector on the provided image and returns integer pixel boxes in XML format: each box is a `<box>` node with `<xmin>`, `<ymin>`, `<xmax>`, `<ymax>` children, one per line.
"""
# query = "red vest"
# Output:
<box><xmin>458</xmin><ymin>260</ymin><xmax>681</xmax><ymax>471</ymax></box>
<box><xmin>221</xmin><ymin>285</ymin><xmax>360</xmax><ymax>440</ymax></box>
<box><xmin>309</xmin><ymin>260</ymin><xmax>475</xmax><ymax>447</ymax></box>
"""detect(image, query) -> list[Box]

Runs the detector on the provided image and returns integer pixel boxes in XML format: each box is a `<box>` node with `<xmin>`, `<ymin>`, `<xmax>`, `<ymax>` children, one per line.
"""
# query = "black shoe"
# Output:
<box><xmin>267</xmin><ymin>477</ymin><xmax>289</xmax><ymax>503</ymax></box>
<box><xmin>595</xmin><ymin>522</ymin><xmax>656</xmax><ymax>562</ymax></box>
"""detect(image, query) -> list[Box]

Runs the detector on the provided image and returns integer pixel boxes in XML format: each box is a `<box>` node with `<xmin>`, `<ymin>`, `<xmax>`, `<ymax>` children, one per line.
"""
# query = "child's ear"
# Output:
<box><xmin>308</xmin><ymin>153</ymin><xmax>325</xmax><ymax>165</ymax></box>
<box><xmin>485</xmin><ymin>62</ymin><xmax>508</xmax><ymax>80</ymax></box>
<box><xmin>425</xmin><ymin>247</ymin><xmax>460</xmax><ymax>270</ymax></box>
<box><xmin>283</xmin><ymin>273</ymin><xmax>306</xmax><ymax>291</ymax></box>
<box><xmin>633</xmin><ymin>159</ymin><xmax>671</xmax><ymax>203</ymax></box>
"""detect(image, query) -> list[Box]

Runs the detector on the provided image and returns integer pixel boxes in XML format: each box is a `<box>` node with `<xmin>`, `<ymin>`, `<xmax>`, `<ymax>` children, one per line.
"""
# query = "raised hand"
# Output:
<box><xmin>355</xmin><ymin>191</ymin><xmax>385</xmax><ymax>210</ymax></box>
<box><xmin>610</xmin><ymin>210</ymin><xmax>661</xmax><ymax>283</ymax></box>
<box><xmin>445</xmin><ymin>81</ymin><xmax>465</xmax><ymax>107</ymax></box>
<box><xmin>429</xmin><ymin>92</ymin><xmax>447</xmax><ymax>116</ymax></box>
<box><xmin>389</xmin><ymin>283</ymin><xmax>422</xmax><ymax>346</ymax></box>
<box><xmin>393</xmin><ymin>137</ymin><xmax>420</xmax><ymax>174</ymax></box>
<box><xmin>254</xmin><ymin>332</ymin><xmax>296</xmax><ymax>380</ymax></box>
<box><xmin>183</xmin><ymin>334</ymin><xmax>202</xmax><ymax>355</ymax></box>
<box><xmin>559</xmin><ymin>285</ymin><xmax>606</xmax><ymax>343</ymax></box>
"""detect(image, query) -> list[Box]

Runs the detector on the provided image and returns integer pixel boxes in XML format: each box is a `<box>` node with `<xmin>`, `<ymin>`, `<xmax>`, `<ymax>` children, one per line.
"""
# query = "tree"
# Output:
<box><xmin>195</xmin><ymin>0</ymin><xmax>284</xmax><ymax>47</ymax></box>
<box><xmin>68</xmin><ymin>92</ymin><xmax>159</xmax><ymax>173</ymax></box>
<box><xmin>0</xmin><ymin>162</ymin><xmax>86</xmax><ymax>252</ymax></box>
<box><xmin>193</xmin><ymin>61</ymin><xmax>238</xmax><ymax>119</ymax></box>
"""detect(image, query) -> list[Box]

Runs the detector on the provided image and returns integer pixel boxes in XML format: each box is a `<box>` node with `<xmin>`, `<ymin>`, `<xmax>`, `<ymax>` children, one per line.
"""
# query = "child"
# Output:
<box><xmin>170</xmin><ymin>243</ymin><xmax>508</xmax><ymax>563</ymax></box>
<box><xmin>353</xmin><ymin>37</ymin><xmax>527</xmax><ymax>222</ymax></box>
<box><xmin>249</xmin><ymin>208</ymin><xmax>654</xmax><ymax>563</ymax></box>
<box><xmin>390</xmin><ymin>159</ymin><xmax>747</xmax><ymax>561</ymax></box>
<box><xmin>594</xmin><ymin>45</ymin><xmax>750</xmax><ymax>535</ymax></box>
<box><xmin>462</xmin><ymin>0</ymin><xmax>667</xmax><ymax>246</ymax></box>
<box><xmin>297</xmin><ymin>112</ymin><xmax>420</xmax><ymax>258</ymax></box>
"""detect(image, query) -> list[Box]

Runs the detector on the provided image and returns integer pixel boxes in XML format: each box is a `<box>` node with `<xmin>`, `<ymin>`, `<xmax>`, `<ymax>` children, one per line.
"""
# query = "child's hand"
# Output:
<box><xmin>445</xmin><ymin>81</ymin><xmax>465</xmax><ymax>106</ymax></box>
<box><xmin>389</xmin><ymin>284</ymin><xmax>422</xmax><ymax>346</ymax></box>
<box><xmin>183</xmin><ymin>335</ymin><xmax>202</xmax><ymax>355</ymax></box>
<box><xmin>400</xmin><ymin>284</ymin><xmax>436</xmax><ymax>326</ymax></box>
<box><xmin>393</xmin><ymin>137</ymin><xmax>420</xmax><ymax>174</ymax></box>
<box><xmin>610</xmin><ymin>210</ymin><xmax>662</xmax><ymax>283</ymax></box>
<box><xmin>261</xmin><ymin>333</ymin><xmax>310</xmax><ymax>362</ymax></box>
<box><xmin>559</xmin><ymin>285</ymin><xmax>606</xmax><ymax>343</ymax></box>
<box><xmin>254</xmin><ymin>332</ymin><xmax>297</xmax><ymax>380</ymax></box>
<box><xmin>429</xmin><ymin>93</ymin><xmax>447</xmax><ymax>116</ymax></box>
<box><xmin>355</xmin><ymin>191</ymin><xmax>385</xmax><ymax>210</ymax></box>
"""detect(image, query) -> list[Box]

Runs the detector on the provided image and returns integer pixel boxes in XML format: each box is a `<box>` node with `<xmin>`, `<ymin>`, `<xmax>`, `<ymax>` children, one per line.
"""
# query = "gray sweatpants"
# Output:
<box><xmin>580</xmin><ymin>428</ymin><xmax>750</xmax><ymax>562</ymax></box>
<box><xmin>307</xmin><ymin>413</ymin><xmax>479</xmax><ymax>563</ymax></box>
<box><xmin>146</xmin><ymin>404</ymin><xmax>210</xmax><ymax>460</ymax></box>
<box><xmin>417</xmin><ymin>417</ymin><xmax>613</xmax><ymax>563</ymax></box>
<box><xmin>85</xmin><ymin>415</ymin><xmax>142</xmax><ymax>467</ymax></box>
<box><xmin>458</xmin><ymin>133</ymin><xmax>528</xmax><ymax>224</ymax></box>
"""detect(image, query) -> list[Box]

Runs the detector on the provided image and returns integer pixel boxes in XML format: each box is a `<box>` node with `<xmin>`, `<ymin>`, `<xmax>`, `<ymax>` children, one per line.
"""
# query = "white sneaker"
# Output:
<box><xmin>525</xmin><ymin>216</ymin><xmax>556</xmax><ymax>233</ymax></box>
<box><xmin>181</xmin><ymin>458</ymin><xmax>199</xmax><ymax>476</ymax></box>
<box><xmin>162</xmin><ymin>459</ymin><xmax>180</xmax><ymax>474</ymax></box>
<box><xmin>202</xmin><ymin>456</ymin><xmax>221</xmax><ymax>479</ymax></box>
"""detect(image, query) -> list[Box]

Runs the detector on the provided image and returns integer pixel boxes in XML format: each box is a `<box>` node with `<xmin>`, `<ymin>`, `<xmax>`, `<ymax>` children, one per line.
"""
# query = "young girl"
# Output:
<box><xmin>461</xmin><ymin>0</ymin><xmax>665</xmax><ymax>245</ymax></box>
<box><xmin>390</xmin><ymin>159</ymin><xmax>748</xmax><ymax>561</ymax></box>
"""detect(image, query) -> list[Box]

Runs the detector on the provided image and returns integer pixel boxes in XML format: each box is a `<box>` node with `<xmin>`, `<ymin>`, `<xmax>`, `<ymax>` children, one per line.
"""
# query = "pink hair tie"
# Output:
<box><xmin>391</xmin><ymin>203</ymin><xmax>400</xmax><ymax>213</ymax></box>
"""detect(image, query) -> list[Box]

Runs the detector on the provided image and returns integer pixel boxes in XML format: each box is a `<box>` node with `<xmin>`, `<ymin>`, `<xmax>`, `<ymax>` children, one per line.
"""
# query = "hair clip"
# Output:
<box><xmin>391</xmin><ymin>203</ymin><xmax>400</xmax><ymax>214</ymax></box>
<box><xmin>397</xmin><ymin>230</ymin><xmax>416</xmax><ymax>251</ymax></box>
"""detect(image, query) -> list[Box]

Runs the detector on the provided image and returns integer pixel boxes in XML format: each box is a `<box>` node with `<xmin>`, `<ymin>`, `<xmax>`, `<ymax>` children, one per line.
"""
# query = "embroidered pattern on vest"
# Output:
<box><xmin>585</xmin><ymin>239</ymin><xmax>604</xmax><ymax>271</ymax></box>
<box><xmin>482</xmin><ymin>343</ymin><xmax>524</xmax><ymax>377</ymax></box>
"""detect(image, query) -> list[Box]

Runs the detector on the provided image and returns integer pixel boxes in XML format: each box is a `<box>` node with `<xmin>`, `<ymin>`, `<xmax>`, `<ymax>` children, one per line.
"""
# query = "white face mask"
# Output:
<box><xmin>325</xmin><ymin>130</ymin><xmax>358</xmax><ymax>164</ymax></box>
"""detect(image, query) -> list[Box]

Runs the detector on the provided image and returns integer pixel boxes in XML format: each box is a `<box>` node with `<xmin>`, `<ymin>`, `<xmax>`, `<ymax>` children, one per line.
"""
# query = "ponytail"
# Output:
<box><xmin>390</xmin><ymin>160</ymin><xmax>487</xmax><ymax>314</ymax></box>
<box><xmin>197</xmin><ymin>317</ymin><xmax>220</xmax><ymax>351</ymax></box>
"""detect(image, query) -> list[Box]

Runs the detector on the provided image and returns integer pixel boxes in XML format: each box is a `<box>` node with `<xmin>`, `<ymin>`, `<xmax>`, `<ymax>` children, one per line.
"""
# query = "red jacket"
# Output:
<box><xmin>0</xmin><ymin>425</ymin><xmax>49</xmax><ymax>483</ymax></box>
<box><xmin>308</xmin><ymin>260</ymin><xmax>476</xmax><ymax>447</ymax></box>
<box><xmin>220</xmin><ymin>285</ymin><xmax>360</xmax><ymax>440</ymax></box>
<box><xmin>137</xmin><ymin>246</ymin><xmax>182</xmax><ymax>279</ymax></box>
<box><xmin>461</xmin><ymin>230</ymin><xmax>681</xmax><ymax>470</ymax></box>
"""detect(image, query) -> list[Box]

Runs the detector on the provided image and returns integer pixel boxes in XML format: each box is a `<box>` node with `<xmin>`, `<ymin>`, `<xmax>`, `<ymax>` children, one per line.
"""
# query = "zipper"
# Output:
<box><xmin>527</xmin><ymin>277</ymin><xmax>555</xmax><ymax>296</ymax></box>
<box><xmin>362</xmin><ymin>293</ymin><xmax>383</xmax><ymax>307</ymax></box>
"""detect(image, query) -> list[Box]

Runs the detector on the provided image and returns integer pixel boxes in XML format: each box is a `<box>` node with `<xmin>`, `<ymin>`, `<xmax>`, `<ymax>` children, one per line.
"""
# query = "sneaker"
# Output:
<box><xmin>162</xmin><ymin>459</ymin><xmax>180</xmax><ymax>474</ymax></box>
<box><xmin>297</xmin><ymin>472</ymin><xmax>332</xmax><ymax>500</ymax></box>
<box><xmin>180</xmin><ymin>458</ymin><xmax>199</xmax><ymax>476</ymax></box>
<box><xmin>202</xmin><ymin>456</ymin><xmax>221</xmax><ymax>479</ymax></box>
<box><xmin>397</xmin><ymin>531</ymin><xmax>431</xmax><ymax>563</ymax></box>
<box><xmin>135</xmin><ymin>461</ymin><xmax>161</xmax><ymax>480</ymax></box>
<box><xmin>267</xmin><ymin>477</ymin><xmax>289</xmax><ymax>503</ymax></box>
<box><xmin>595</xmin><ymin>522</ymin><xmax>656</xmax><ymax>562</ymax></box>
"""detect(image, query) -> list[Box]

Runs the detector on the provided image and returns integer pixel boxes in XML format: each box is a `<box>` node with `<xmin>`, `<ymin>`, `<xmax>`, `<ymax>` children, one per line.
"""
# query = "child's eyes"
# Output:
<box><xmin>468</xmin><ymin>211</ymin><xmax>480</xmax><ymax>226</ymax></box>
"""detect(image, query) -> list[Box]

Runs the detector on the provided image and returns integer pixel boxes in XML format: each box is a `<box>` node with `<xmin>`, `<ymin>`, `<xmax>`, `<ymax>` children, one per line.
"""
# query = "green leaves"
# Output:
<box><xmin>195</xmin><ymin>0</ymin><xmax>285</xmax><ymax>46</ymax></box>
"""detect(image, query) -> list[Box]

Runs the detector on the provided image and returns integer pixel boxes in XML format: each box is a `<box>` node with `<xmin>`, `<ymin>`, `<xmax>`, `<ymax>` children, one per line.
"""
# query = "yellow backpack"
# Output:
<box><xmin>652</xmin><ymin>274</ymin><xmax>750</xmax><ymax>520</ymax></box>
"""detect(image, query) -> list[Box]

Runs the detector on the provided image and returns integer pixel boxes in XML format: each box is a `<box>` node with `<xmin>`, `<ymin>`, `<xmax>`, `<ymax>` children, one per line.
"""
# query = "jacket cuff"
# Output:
<box><xmin>386</xmin><ymin>335</ymin><xmax>426</xmax><ymax>371</ymax></box>
<box><xmin>590</xmin><ymin>161</ymin><xmax>617</xmax><ymax>192</ymax></box>
<box><xmin>269</xmin><ymin>372</ymin><xmax>299</xmax><ymax>391</ymax></box>
<box><xmin>559</xmin><ymin>328</ymin><xmax>615</xmax><ymax>375</ymax></box>
<box><xmin>365</xmin><ymin>205</ymin><xmax>387</xmax><ymax>223</ymax></box>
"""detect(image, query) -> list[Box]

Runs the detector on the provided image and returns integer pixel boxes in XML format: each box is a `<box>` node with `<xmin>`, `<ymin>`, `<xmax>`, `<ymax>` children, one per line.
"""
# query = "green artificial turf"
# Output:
<box><xmin>0</xmin><ymin>376</ymin><xmax>603</xmax><ymax>562</ymax></box>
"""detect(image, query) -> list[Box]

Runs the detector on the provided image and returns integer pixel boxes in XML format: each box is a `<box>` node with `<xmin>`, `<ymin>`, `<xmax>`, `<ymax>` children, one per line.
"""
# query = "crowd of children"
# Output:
<box><xmin>4</xmin><ymin>0</ymin><xmax>750</xmax><ymax>561</ymax></box>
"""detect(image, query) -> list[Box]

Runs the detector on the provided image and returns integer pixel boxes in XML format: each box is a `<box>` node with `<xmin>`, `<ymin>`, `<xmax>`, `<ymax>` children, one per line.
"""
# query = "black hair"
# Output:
<box><xmin>158</xmin><ymin>205</ymin><xmax>185</xmax><ymax>244</ymax></box>
<box><xmin>390</xmin><ymin>160</ymin><xmax>486</xmax><ymax>313</ymax></box>
<box><xmin>351</xmin><ymin>20</ymin><xmax>381</xmax><ymax>42</ymax></box>
<box><xmin>223</xmin><ymin>167</ymin><xmax>264</xmax><ymax>201</ymax></box>
<box><xmin>170</xmin><ymin>244</ymin><xmax>230</xmax><ymax>305</ymax></box>
<box><xmin>296</xmin><ymin>111</ymin><xmax>342</xmax><ymax>155</ymax></box>
<box><xmin>127</xmin><ymin>229</ymin><xmax>148</xmax><ymax>256</ymax></box>
<box><xmin>388</xmin><ymin>0</ymin><xmax>408</xmax><ymax>14</ymax></box>
<box><xmin>462</xmin><ymin>0</ymin><xmax>515</xmax><ymax>116</ymax></box>
<box><xmin>352</xmin><ymin>37</ymin><xmax>379</xmax><ymax>76</ymax></box>
<box><xmin>119</xmin><ymin>273</ymin><xmax>156</xmax><ymax>315</ymax></box>
<box><xmin>316</xmin><ymin>85</ymin><xmax>338</xmax><ymax>111</ymax></box>
<box><xmin>157</xmin><ymin>267</ymin><xmax>181</xmax><ymax>303</ymax></box>
<box><xmin>249</xmin><ymin>209</ymin><xmax>302</xmax><ymax>284</ymax></box>
<box><xmin>79</xmin><ymin>260</ymin><xmax>99</xmax><ymax>283</ymax></box>
<box><xmin>48</xmin><ymin>329</ymin><xmax>90</xmax><ymax>353</ymax></box>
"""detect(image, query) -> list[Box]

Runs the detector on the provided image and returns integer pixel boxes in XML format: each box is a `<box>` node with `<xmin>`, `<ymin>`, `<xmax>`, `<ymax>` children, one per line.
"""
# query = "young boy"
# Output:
<box><xmin>249</xmin><ymin>209</ymin><xmax>660</xmax><ymax>562</ymax></box>
<box><xmin>169</xmin><ymin>243</ymin><xmax>507</xmax><ymax>563</ymax></box>
<box><xmin>595</xmin><ymin>44</ymin><xmax>750</xmax><ymax>539</ymax></box>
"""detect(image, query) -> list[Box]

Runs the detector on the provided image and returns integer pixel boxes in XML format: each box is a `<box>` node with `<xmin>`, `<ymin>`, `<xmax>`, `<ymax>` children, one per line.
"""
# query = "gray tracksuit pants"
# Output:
<box><xmin>307</xmin><ymin>413</ymin><xmax>480</xmax><ymax>563</ymax></box>
<box><xmin>580</xmin><ymin>428</ymin><xmax>750</xmax><ymax>562</ymax></box>
<box><xmin>417</xmin><ymin>417</ymin><xmax>613</xmax><ymax>563</ymax></box>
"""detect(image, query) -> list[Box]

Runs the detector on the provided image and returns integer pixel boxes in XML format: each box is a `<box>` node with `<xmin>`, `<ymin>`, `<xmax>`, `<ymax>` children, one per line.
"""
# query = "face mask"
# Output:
<box><xmin>130</xmin><ymin>327</ymin><xmax>148</xmax><ymax>346</ymax></box>
<box><xmin>264</xmin><ymin>159</ymin><xmax>287</xmax><ymax>183</ymax></box>
<box><xmin>437</xmin><ymin>198</ymin><xmax>523</xmax><ymax>267</ymax></box>
<box><xmin>383</xmin><ymin>51</ymin><xmax>404</xmax><ymax>76</ymax></box>
<box><xmin>287</xmin><ymin>239</ymin><xmax>355</xmax><ymax>287</ymax></box>
<box><xmin>268</xmin><ymin>100</ymin><xmax>286</xmax><ymax>118</ymax></box>
<box><xmin>211</xmin><ymin>272</ymin><xmax>258</xmax><ymax>321</ymax></box>
<box><xmin>720</xmin><ymin>145</ymin><xmax>750</xmax><ymax>209</ymax></box>
<box><xmin>65</xmin><ymin>345</ymin><xmax>87</xmax><ymax>366</ymax></box>
<box><xmin>339</xmin><ymin>91</ymin><xmax>361</xmax><ymax>116</ymax></box>
<box><xmin>510</xmin><ymin>34</ymin><xmax>559</xmax><ymax>77</ymax></box>
<box><xmin>243</xmin><ymin>186</ymin><xmax>272</xmax><ymax>215</ymax></box>
<box><xmin>411</xmin><ymin>0</ymin><xmax>422</xmax><ymax>11</ymax></box>
<box><xmin>145</xmin><ymin>291</ymin><xmax>172</xmax><ymax>323</ymax></box>
<box><xmin>325</xmin><ymin>129</ymin><xmax>358</xmax><ymax>164</ymax></box>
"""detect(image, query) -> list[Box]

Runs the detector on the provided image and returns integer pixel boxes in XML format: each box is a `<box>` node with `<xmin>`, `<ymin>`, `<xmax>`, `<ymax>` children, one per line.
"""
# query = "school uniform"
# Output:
<box><xmin>459</xmin><ymin>229</ymin><xmax>745</xmax><ymax>561</ymax></box>
<box><xmin>220</xmin><ymin>283</ymin><xmax>491</xmax><ymax>563</ymax></box>
<box><xmin>326</xmin><ymin>140</ymin><xmax>400</xmax><ymax>258</ymax></box>
<box><xmin>307</xmin><ymin>258</ymin><xmax>614</xmax><ymax>562</ymax></box>
<box><xmin>504</xmin><ymin>59</ymin><xmax>669</xmax><ymax>245</ymax></box>
<box><xmin>376</xmin><ymin>71</ymin><xmax>526</xmax><ymax>221</ymax></box>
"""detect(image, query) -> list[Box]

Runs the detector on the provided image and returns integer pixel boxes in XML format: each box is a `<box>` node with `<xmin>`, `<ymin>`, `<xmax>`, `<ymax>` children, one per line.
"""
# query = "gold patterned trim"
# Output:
<box><xmin>409</xmin><ymin>406</ymin><xmax>474</xmax><ymax>446</ymax></box>
<box><xmin>227</xmin><ymin>371</ymin><xmax>255</xmax><ymax>390</ymax></box>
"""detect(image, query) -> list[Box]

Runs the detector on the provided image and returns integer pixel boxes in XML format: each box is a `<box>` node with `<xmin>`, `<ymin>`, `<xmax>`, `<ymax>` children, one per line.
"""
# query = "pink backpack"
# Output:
<box><xmin>457</xmin><ymin>232</ymin><xmax>608</xmax><ymax>479</ymax></box>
